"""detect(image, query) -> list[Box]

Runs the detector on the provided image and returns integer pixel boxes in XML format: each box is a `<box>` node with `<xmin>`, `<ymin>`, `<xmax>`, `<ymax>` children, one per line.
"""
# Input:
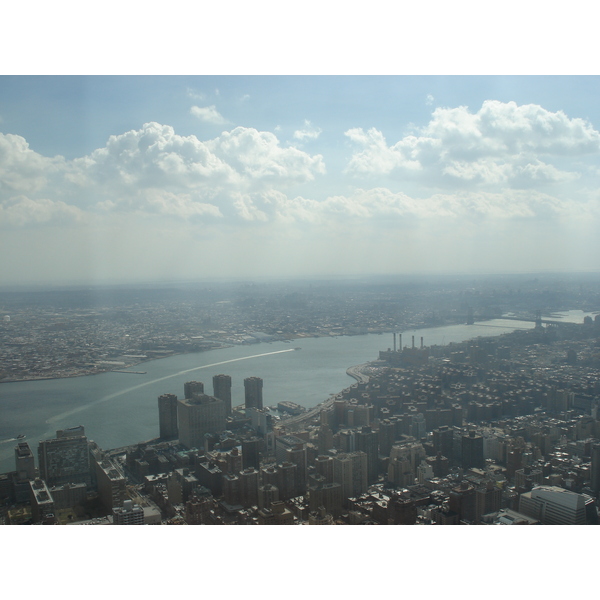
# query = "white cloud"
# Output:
<box><xmin>345</xmin><ymin>100</ymin><xmax>600</xmax><ymax>188</ymax></box>
<box><xmin>207</xmin><ymin>126</ymin><xmax>326</xmax><ymax>184</ymax></box>
<box><xmin>293</xmin><ymin>120</ymin><xmax>322</xmax><ymax>142</ymax></box>
<box><xmin>426</xmin><ymin>94</ymin><xmax>434</xmax><ymax>106</ymax></box>
<box><xmin>190</xmin><ymin>105</ymin><xmax>229</xmax><ymax>125</ymax></box>
<box><xmin>186</xmin><ymin>88</ymin><xmax>206</xmax><ymax>101</ymax></box>
<box><xmin>0</xmin><ymin>195</ymin><xmax>83</xmax><ymax>227</ymax></box>
<box><xmin>0</xmin><ymin>132</ymin><xmax>66</xmax><ymax>194</ymax></box>
<box><xmin>0</xmin><ymin>123</ymin><xmax>327</xmax><ymax>224</ymax></box>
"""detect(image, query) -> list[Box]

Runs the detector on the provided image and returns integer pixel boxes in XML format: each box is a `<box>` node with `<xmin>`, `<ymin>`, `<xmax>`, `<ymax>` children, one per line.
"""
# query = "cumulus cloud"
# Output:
<box><xmin>190</xmin><ymin>105</ymin><xmax>229</xmax><ymax>124</ymax></box>
<box><xmin>426</xmin><ymin>94</ymin><xmax>434</xmax><ymax>106</ymax></box>
<box><xmin>207</xmin><ymin>126</ymin><xmax>326</xmax><ymax>183</ymax></box>
<box><xmin>0</xmin><ymin>195</ymin><xmax>83</xmax><ymax>227</ymax></box>
<box><xmin>0</xmin><ymin>122</ymin><xmax>327</xmax><ymax>225</ymax></box>
<box><xmin>293</xmin><ymin>120</ymin><xmax>322</xmax><ymax>142</ymax></box>
<box><xmin>0</xmin><ymin>132</ymin><xmax>67</xmax><ymax>194</ymax></box>
<box><xmin>345</xmin><ymin>100</ymin><xmax>600</xmax><ymax>188</ymax></box>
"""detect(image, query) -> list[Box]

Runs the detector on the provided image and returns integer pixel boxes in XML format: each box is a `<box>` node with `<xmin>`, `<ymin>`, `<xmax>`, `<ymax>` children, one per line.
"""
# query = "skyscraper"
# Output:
<box><xmin>356</xmin><ymin>426</ymin><xmax>379</xmax><ymax>484</ymax></box>
<box><xmin>213</xmin><ymin>374</ymin><xmax>232</xmax><ymax>417</ymax></box>
<box><xmin>184</xmin><ymin>381</ymin><xmax>204</xmax><ymax>399</ymax></box>
<box><xmin>333</xmin><ymin>451</ymin><xmax>368</xmax><ymax>506</ymax></box>
<box><xmin>38</xmin><ymin>426</ymin><xmax>91</xmax><ymax>487</ymax></box>
<box><xmin>177</xmin><ymin>394</ymin><xmax>227</xmax><ymax>449</ymax></box>
<box><xmin>244</xmin><ymin>376</ymin><xmax>263</xmax><ymax>410</ymax></box>
<box><xmin>242</xmin><ymin>437</ymin><xmax>261</xmax><ymax>470</ymax></box>
<box><xmin>14</xmin><ymin>441</ymin><xmax>35</xmax><ymax>480</ymax></box>
<box><xmin>158</xmin><ymin>393</ymin><xmax>178</xmax><ymax>440</ymax></box>
<box><xmin>461</xmin><ymin>431</ymin><xmax>485</xmax><ymax>470</ymax></box>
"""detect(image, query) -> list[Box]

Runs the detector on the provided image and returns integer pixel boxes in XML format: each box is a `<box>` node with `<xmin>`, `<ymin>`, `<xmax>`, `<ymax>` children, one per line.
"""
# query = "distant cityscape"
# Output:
<box><xmin>2</xmin><ymin>274</ymin><xmax>600</xmax><ymax>524</ymax></box>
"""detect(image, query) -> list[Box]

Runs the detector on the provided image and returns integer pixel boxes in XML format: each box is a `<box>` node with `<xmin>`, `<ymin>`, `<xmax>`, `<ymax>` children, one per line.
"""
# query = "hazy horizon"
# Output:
<box><xmin>2</xmin><ymin>76</ymin><xmax>600</xmax><ymax>286</ymax></box>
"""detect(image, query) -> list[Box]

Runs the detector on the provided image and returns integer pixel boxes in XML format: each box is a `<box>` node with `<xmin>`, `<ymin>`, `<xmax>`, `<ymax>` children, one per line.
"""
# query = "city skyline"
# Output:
<box><xmin>2</xmin><ymin>75</ymin><xmax>600</xmax><ymax>286</ymax></box>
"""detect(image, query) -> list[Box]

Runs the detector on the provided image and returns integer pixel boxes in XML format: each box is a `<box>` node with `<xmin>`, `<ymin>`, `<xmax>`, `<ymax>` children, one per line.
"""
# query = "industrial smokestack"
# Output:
<box><xmin>399</xmin><ymin>334</ymin><xmax>402</xmax><ymax>350</ymax></box>
<box><xmin>393</xmin><ymin>332</ymin><xmax>397</xmax><ymax>352</ymax></box>
<box><xmin>421</xmin><ymin>337</ymin><xmax>424</xmax><ymax>349</ymax></box>
<box><xmin>412</xmin><ymin>336</ymin><xmax>415</xmax><ymax>349</ymax></box>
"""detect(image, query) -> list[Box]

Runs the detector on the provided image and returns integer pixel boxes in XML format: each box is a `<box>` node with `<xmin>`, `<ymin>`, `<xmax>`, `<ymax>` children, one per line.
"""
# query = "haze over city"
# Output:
<box><xmin>2</xmin><ymin>75</ymin><xmax>600</xmax><ymax>287</ymax></box>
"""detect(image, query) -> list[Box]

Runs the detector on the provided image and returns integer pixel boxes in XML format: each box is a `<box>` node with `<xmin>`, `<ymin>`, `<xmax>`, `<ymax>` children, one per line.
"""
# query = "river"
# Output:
<box><xmin>0</xmin><ymin>310</ymin><xmax>595</xmax><ymax>474</ymax></box>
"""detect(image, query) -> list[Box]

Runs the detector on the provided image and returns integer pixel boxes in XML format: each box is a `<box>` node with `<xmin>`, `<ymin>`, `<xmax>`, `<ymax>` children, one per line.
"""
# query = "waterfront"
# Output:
<box><xmin>1</xmin><ymin>311</ymin><xmax>594</xmax><ymax>474</ymax></box>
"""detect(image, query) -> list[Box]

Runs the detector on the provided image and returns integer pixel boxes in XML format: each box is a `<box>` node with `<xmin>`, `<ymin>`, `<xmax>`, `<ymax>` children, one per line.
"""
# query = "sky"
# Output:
<box><xmin>1</xmin><ymin>74</ymin><xmax>600</xmax><ymax>286</ymax></box>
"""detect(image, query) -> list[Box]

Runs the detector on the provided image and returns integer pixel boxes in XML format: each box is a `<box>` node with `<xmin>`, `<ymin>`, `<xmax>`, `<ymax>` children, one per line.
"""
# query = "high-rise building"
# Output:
<box><xmin>113</xmin><ymin>500</ymin><xmax>144</xmax><ymax>525</ymax></box>
<box><xmin>333</xmin><ymin>451</ymin><xmax>368</xmax><ymax>506</ymax></box>
<box><xmin>15</xmin><ymin>441</ymin><xmax>35</xmax><ymax>480</ymax></box>
<box><xmin>519</xmin><ymin>485</ymin><xmax>595</xmax><ymax>525</ymax></box>
<box><xmin>177</xmin><ymin>394</ymin><xmax>227</xmax><ymax>449</ymax></box>
<box><xmin>258</xmin><ymin>484</ymin><xmax>279</xmax><ymax>510</ymax></box>
<box><xmin>244</xmin><ymin>377</ymin><xmax>263</xmax><ymax>410</ymax></box>
<box><xmin>461</xmin><ymin>431</ymin><xmax>485</xmax><ymax>470</ymax></box>
<box><xmin>432</xmin><ymin>426</ymin><xmax>454</xmax><ymax>459</ymax></box>
<box><xmin>278</xmin><ymin>462</ymin><xmax>297</xmax><ymax>500</ymax></box>
<box><xmin>475</xmin><ymin>481</ymin><xmax>502</xmax><ymax>523</ymax></box>
<box><xmin>275</xmin><ymin>434</ymin><xmax>306</xmax><ymax>464</ymax></box>
<box><xmin>449</xmin><ymin>481</ymin><xmax>477</xmax><ymax>523</ymax></box>
<box><xmin>158</xmin><ymin>393</ymin><xmax>178</xmax><ymax>440</ymax></box>
<box><xmin>94</xmin><ymin>457</ymin><xmax>126</xmax><ymax>510</ymax></box>
<box><xmin>242</xmin><ymin>437</ymin><xmax>261</xmax><ymax>470</ymax></box>
<box><xmin>213</xmin><ymin>374</ymin><xmax>232</xmax><ymax>417</ymax></box>
<box><xmin>308</xmin><ymin>482</ymin><xmax>343</xmax><ymax>517</ymax></box>
<box><xmin>184</xmin><ymin>381</ymin><xmax>204</xmax><ymax>399</ymax></box>
<box><xmin>239</xmin><ymin>468</ymin><xmax>259</xmax><ymax>507</ymax></box>
<box><xmin>29</xmin><ymin>478</ymin><xmax>55</xmax><ymax>523</ymax></box>
<box><xmin>38</xmin><ymin>427</ymin><xmax>91</xmax><ymax>487</ymax></box>
<box><xmin>356</xmin><ymin>426</ymin><xmax>379</xmax><ymax>484</ymax></box>
<box><xmin>222</xmin><ymin>474</ymin><xmax>241</xmax><ymax>506</ymax></box>
<box><xmin>315</xmin><ymin>455</ymin><xmax>334</xmax><ymax>484</ymax></box>
<box><xmin>286</xmin><ymin>445</ymin><xmax>308</xmax><ymax>496</ymax></box>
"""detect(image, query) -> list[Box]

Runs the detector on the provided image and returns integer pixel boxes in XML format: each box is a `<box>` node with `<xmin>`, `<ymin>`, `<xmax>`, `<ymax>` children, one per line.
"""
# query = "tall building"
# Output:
<box><xmin>94</xmin><ymin>457</ymin><xmax>126</xmax><ymax>510</ymax></box>
<box><xmin>258</xmin><ymin>484</ymin><xmax>279</xmax><ymax>510</ymax></box>
<box><xmin>278</xmin><ymin>462</ymin><xmax>297</xmax><ymax>500</ymax></box>
<box><xmin>184</xmin><ymin>381</ymin><xmax>204</xmax><ymax>399</ymax></box>
<box><xmin>356</xmin><ymin>426</ymin><xmax>379</xmax><ymax>484</ymax></box>
<box><xmin>308</xmin><ymin>482</ymin><xmax>343</xmax><ymax>517</ymax></box>
<box><xmin>38</xmin><ymin>427</ymin><xmax>91</xmax><ymax>487</ymax></box>
<box><xmin>177</xmin><ymin>394</ymin><xmax>227</xmax><ymax>450</ymax></box>
<box><xmin>222</xmin><ymin>474</ymin><xmax>241</xmax><ymax>506</ymax></box>
<box><xmin>286</xmin><ymin>445</ymin><xmax>308</xmax><ymax>496</ymax></box>
<box><xmin>315</xmin><ymin>455</ymin><xmax>334</xmax><ymax>484</ymax></box>
<box><xmin>333</xmin><ymin>451</ymin><xmax>368</xmax><ymax>506</ymax></box>
<box><xmin>461</xmin><ymin>431</ymin><xmax>485</xmax><ymax>470</ymax></box>
<box><xmin>242</xmin><ymin>437</ymin><xmax>261</xmax><ymax>470</ymax></box>
<box><xmin>449</xmin><ymin>481</ymin><xmax>477</xmax><ymax>523</ymax></box>
<box><xmin>475</xmin><ymin>481</ymin><xmax>503</xmax><ymax>523</ymax></box>
<box><xmin>244</xmin><ymin>377</ymin><xmax>263</xmax><ymax>410</ymax></box>
<box><xmin>15</xmin><ymin>441</ymin><xmax>35</xmax><ymax>480</ymax></box>
<box><xmin>239</xmin><ymin>468</ymin><xmax>259</xmax><ymax>507</ymax></box>
<box><xmin>213</xmin><ymin>374</ymin><xmax>232</xmax><ymax>417</ymax></box>
<box><xmin>158</xmin><ymin>393</ymin><xmax>178</xmax><ymax>440</ymax></box>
